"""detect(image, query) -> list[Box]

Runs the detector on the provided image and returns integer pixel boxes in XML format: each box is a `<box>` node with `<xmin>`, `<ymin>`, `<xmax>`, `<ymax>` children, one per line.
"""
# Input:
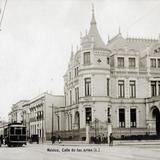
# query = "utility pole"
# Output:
<box><xmin>51</xmin><ymin>104</ymin><xmax>54</xmax><ymax>144</ymax></box>
<box><xmin>49</xmin><ymin>104</ymin><xmax>54</xmax><ymax>144</ymax></box>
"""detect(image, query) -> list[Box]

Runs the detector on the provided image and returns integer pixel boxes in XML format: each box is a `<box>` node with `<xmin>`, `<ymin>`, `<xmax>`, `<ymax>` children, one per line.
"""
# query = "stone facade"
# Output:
<box><xmin>7</xmin><ymin>92</ymin><xmax>64</xmax><ymax>141</ymax></box>
<box><xmin>56</xmin><ymin>8</ymin><xmax>160</xmax><ymax>139</ymax></box>
<box><xmin>28</xmin><ymin>92</ymin><xmax>64</xmax><ymax>141</ymax></box>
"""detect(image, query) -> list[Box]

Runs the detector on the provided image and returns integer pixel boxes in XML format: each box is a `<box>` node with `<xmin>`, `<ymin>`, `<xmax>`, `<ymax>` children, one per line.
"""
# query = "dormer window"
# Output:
<box><xmin>117</xmin><ymin>57</ymin><xmax>124</xmax><ymax>68</ymax></box>
<box><xmin>84</xmin><ymin>52</ymin><xmax>90</xmax><ymax>65</ymax></box>
<box><xmin>129</xmin><ymin>58</ymin><xmax>136</xmax><ymax>68</ymax></box>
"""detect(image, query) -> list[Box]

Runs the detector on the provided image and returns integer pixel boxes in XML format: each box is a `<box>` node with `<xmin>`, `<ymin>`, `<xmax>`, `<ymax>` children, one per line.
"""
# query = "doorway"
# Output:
<box><xmin>152</xmin><ymin>107</ymin><xmax>160</xmax><ymax>135</ymax></box>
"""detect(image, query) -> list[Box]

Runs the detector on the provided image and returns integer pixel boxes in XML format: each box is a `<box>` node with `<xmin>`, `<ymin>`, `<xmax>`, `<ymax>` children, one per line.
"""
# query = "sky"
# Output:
<box><xmin>0</xmin><ymin>0</ymin><xmax>160</xmax><ymax>120</ymax></box>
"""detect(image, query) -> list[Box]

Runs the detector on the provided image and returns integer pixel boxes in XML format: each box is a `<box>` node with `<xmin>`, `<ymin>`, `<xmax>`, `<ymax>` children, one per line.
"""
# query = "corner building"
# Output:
<box><xmin>56</xmin><ymin>8</ymin><xmax>160</xmax><ymax>139</ymax></box>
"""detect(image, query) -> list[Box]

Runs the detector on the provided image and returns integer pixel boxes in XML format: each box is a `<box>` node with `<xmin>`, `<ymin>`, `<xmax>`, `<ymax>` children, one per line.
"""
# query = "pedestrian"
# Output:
<box><xmin>58</xmin><ymin>135</ymin><xmax>61</xmax><ymax>143</ymax></box>
<box><xmin>109</xmin><ymin>133</ymin><xmax>113</xmax><ymax>146</ymax></box>
<box><xmin>98</xmin><ymin>135</ymin><xmax>101</xmax><ymax>144</ymax></box>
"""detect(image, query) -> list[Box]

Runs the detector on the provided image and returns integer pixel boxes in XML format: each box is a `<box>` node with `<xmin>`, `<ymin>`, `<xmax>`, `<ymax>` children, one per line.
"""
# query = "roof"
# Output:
<box><xmin>81</xmin><ymin>7</ymin><xmax>106</xmax><ymax>49</ymax></box>
<box><xmin>107</xmin><ymin>33</ymin><xmax>158</xmax><ymax>52</ymax></box>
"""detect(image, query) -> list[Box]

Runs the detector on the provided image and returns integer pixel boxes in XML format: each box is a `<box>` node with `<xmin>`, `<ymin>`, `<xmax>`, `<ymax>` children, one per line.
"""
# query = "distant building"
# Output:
<box><xmin>22</xmin><ymin>101</ymin><xmax>30</xmax><ymax>138</ymax></box>
<box><xmin>9</xmin><ymin>100</ymin><xmax>29</xmax><ymax>123</ymax></box>
<box><xmin>0</xmin><ymin>119</ymin><xmax>8</xmax><ymax>136</ymax></box>
<box><xmin>28</xmin><ymin>92</ymin><xmax>64</xmax><ymax>141</ymax></box>
<box><xmin>56</xmin><ymin>7</ymin><xmax>160</xmax><ymax>139</ymax></box>
<box><xmin>8</xmin><ymin>92</ymin><xmax>64</xmax><ymax>141</ymax></box>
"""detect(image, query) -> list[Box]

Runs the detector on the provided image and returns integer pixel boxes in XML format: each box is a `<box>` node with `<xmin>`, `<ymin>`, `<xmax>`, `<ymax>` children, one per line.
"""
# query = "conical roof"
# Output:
<box><xmin>81</xmin><ymin>6</ymin><xmax>106</xmax><ymax>49</ymax></box>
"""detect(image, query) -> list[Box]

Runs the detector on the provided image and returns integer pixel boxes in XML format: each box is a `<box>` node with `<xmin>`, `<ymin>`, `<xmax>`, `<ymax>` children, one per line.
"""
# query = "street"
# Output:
<box><xmin>0</xmin><ymin>144</ymin><xmax>160</xmax><ymax>160</ymax></box>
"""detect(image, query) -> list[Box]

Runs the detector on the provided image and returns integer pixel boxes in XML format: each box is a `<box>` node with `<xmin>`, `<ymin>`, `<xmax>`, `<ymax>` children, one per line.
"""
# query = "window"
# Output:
<box><xmin>118</xmin><ymin>80</ymin><xmax>125</xmax><ymax>98</ymax></box>
<box><xmin>158</xmin><ymin>59</ymin><xmax>160</xmax><ymax>68</ymax></box>
<box><xmin>74</xmin><ymin>67</ymin><xmax>79</xmax><ymax>77</ymax></box>
<box><xmin>119</xmin><ymin>109</ymin><xmax>125</xmax><ymax>127</ymax></box>
<box><xmin>150</xmin><ymin>59</ymin><xmax>156</xmax><ymax>68</ymax></box>
<box><xmin>57</xmin><ymin>116</ymin><xmax>60</xmax><ymax>131</ymax></box>
<box><xmin>158</xmin><ymin>81</ymin><xmax>160</xmax><ymax>96</ymax></box>
<box><xmin>85</xmin><ymin>107</ymin><xmax>92</xmax><ymax>122</ymax></box>
<box><xmin>130</xmin><ymin>108</ymin><xmax>136</xmax><ymax>128</ymax></box>
<box><xmin>129</xmin><ymin>80</ymin><xmax>136</xmax><ymax>98</ymax></box>
<box><xmin>41</xmin><ymin>111</ymin><xmax>43</xmax><ymax>120</ymax></box>
<box><xmin>129</xmin><ymin>58</ymin><xmax>136</xmax><ymax>68</ymax></box>
<box><xmin>117</xmin><ymin>57</ymin><xmax>124</xmax><ymax>68</ymax></box>
<box><xmin>22</xmin><ymin>127</ymin><xmax>26</xmax><ymax>134</ymax></box>
<box><xmin>10</xmin><ymin>127</ymin><xmax>14</xmax><ymax>134</ymax></box>
<box><xmin>75</xmin><ymin>87</ymin><xmax>79</xmax><ymax>104</ymax></box>
<box><xmin>107</xmin><ymin>78</ymin><xmax>110</xmax><ymax>96</ymax></box>
<box><xmin>107</xmin><ymin>107</ymin><xmax>111</xmax><ymax>123</ymax></box>
<box><xmin>15</xmin><ymin>128</ymin><xmax>21</xmax><ymax>135</ymax></box>
<box><xmin>84</xmin><ymin>52</ymin><xmax>90</xmax><ymax>65</ymax></box>
<box><xmin>85</xmin><ymin>78</ymin><xmax>91</xmax><ymax>96</ymax></box>
<box><xmin>64</xmin><ymin>92</ymin><xmax>66</xmax><ymax>106</ymax></box>
<box><xmin>151</xmin><ymin>81</ymin><xmax>156</xmax><ymax>97</ymax></box>
<box><xmin>70</xmin><ymin>90</ymin><xmax>72</xmax><ymax>105</ymax></box>
<box><xmin>107</xmin><ymin>57</ymin><xmax>110</xmax><ymax>64</ymax></box>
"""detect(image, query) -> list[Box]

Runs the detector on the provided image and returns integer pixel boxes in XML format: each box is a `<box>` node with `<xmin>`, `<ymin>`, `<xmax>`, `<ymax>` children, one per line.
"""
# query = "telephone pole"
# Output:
<box><xmin>49</xmin><ymin>104</ymin><xmax>54</xmax><ymax>144</ymax></box>
<box><xmin>52</xmin><ymin>104</ymin><xmax>54</xmax><ymax>144</ymax></box>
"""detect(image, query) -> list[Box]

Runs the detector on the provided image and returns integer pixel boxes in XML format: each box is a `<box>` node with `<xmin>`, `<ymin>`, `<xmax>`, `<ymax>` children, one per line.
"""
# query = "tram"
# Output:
<box><xmin>4</xmin><ymin>122</ymin><xmax>27</xmax><ymax>147</ymax></box>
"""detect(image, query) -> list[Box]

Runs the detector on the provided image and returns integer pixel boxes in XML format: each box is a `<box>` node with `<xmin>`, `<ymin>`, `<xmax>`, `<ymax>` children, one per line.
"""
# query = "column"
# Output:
<box><xmin>116</xmin><ymin>108</ymin><xmax>119</xmax><ymax>128</ymax></box>
<box><xmin>125</xmin><ymin>107</ymin><xmax>130</xmax><ymax>128</ymax></box>
<box><xmin>128</xmin><ymin>108</ymin><xmax>131</xmax><ymax>128</ymax></box>
<box><xmin>136</xmin><ymin>108</ymin><xmax>139</xmax><ymax>128</ymax></box>
<box><xmin>86</xmin><ymin>123</ymin><xmax>90</xmax><ymax>144</ymax></box>
<box><xmin>156</xmin><ymin>81</ymin><xmax>159</xmax><ymax>96</ymax></box>
<box><xmin>107</xmin><ymin>123</ymin><xmax>112</xmax><ymax>144</ymax></box>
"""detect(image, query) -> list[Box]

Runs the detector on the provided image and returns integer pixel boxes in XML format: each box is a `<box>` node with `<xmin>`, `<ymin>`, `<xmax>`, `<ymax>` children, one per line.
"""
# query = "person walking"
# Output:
<box><xmin>109</xmin><ymin>133</ymin><xmax>113</xmax><ymax>146</ymax></box>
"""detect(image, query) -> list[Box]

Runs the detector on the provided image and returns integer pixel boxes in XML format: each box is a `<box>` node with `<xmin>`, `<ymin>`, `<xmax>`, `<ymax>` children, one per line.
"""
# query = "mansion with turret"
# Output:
<box><xmin>7</xmin><ymin>7</ymin><xmax>160</xmax><ymax>142</ymax></box>
<box><xmin>55</xmin><ymin>8</ymin><xmax>160</xmax><ymax>139</ymax></box>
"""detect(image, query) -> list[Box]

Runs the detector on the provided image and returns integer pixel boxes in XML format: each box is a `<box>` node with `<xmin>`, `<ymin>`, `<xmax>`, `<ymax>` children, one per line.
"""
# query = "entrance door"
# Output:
<box><xmin>152</xmin><ymin>108</ymin><xmax>160</xmax><ymax>135</ymax></box>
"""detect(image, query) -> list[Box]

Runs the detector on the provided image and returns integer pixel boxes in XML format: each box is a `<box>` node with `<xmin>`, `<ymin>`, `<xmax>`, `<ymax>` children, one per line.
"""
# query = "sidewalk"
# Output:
<box><xmin>43</xmin><ymin>140</ymin><xmax>160</xmax><ymax>146</ymax></box>
<box><xmin>114</xmin><ymin>139</ymin><xmax>160</xmax><ymax>146</ymax></box>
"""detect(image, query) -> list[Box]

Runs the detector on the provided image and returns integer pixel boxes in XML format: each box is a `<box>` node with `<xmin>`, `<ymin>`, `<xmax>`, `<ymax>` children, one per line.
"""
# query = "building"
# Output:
<box><xmin>8</xmin><ymin>100</ymin><xmax>29</xmax><ymax>123</ymax></box>
<box><xmin>0</xmin><ymin>118</ymin><xmax>8</xmax><ymax>137</ymax></box>
<box><xmin>56</xmin><ymin>7</ymin><xmax>160</xmax><ymax>140</ymax></box>
<box><xmin>22</xmin><ymin>101</ymin><xmax>30</xmax><ymax>138</ymax></box>
<box><xmin>29</xmin><ymin>92</ymin><xmax>64</xmax><ymax>141</ymax></box>
<box><xmin>8</xmin><ymin>92</ymin><xmax>64</xmax><ymax>141</ymax></box>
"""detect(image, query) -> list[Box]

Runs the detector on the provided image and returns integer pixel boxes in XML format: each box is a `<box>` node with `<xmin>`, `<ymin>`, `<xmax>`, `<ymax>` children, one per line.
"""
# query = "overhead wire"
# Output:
<box><xmin>0</xmin><ymin>0</ymin><xmax>8</xmax><ymax>31</ymax></box>
<box><xmin>124</xmin><ymin>2</ymin><xmax>160</xmax><ymax>35</ymax></box>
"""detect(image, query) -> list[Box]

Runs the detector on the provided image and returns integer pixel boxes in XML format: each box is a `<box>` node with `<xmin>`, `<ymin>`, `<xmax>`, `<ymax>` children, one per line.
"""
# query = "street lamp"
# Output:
<box><xmin>55</xmin><ymin>112</ymin><xmax>59</xmax><ymax>136</ymax></box>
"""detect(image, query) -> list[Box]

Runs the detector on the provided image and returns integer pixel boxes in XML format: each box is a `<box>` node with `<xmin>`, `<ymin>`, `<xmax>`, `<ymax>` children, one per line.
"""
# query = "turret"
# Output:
<box><xmin>81</xmin><ymin>5</ymin><xmax>106</xmax><ymax>49</ymax></box>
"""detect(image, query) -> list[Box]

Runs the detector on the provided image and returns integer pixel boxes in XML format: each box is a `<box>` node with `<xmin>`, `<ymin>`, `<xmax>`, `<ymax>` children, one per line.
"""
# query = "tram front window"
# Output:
<box><xmin>15</xmin><ymin>128</ymin><xmax>21</xmax><ymax>135</ymax></box>
<box><xmin>22</xmin><ymin>127</ymin><xmax>26</xmax><ymax>134</ymax></box>
<box><xmin>10</xmin><ymin>127</ymin><xmax>14</xmax><ymax>134</ymax></box>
